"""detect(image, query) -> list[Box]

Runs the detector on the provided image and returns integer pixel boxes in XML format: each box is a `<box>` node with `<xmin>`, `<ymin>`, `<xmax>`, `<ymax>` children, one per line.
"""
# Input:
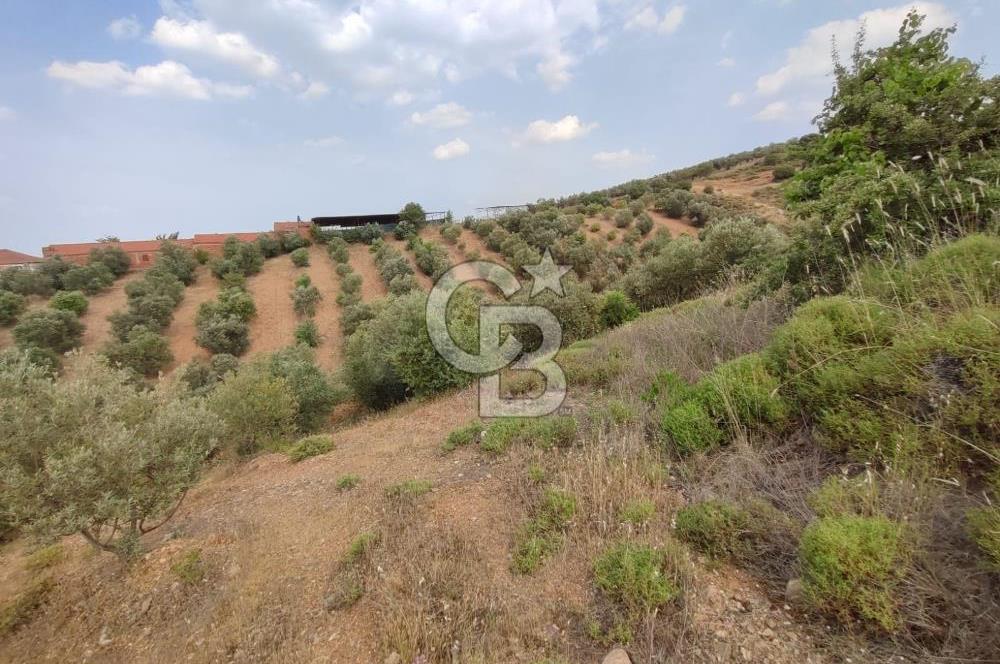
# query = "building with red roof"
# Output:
<box><xmin>0</xmin><ymin>248</ymin><xmax>44</xmax><ymax>269</ymax></box>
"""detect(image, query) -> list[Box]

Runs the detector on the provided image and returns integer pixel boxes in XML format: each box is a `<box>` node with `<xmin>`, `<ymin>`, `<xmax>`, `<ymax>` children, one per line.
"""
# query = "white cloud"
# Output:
<box><xmin>152</xmin><ymin>0</ymin><xmax>602</xmax><ymax>96</ymax></box>
<box><xmin>717</xmin><ymin>57</ymin><xmax>736</xmax><ymax>67</ymax></box>
<box><xmin>304</xmin><ymin>135</ymin><xmax>344</xmax><ymax>148</ymax></box>
<box><xmin>753</xmin><ymin>100</ymin><xmax>790</xmax><ymax>121</ymax></box>
<box><xmin>150</xmin><ymin>17</ymin><xmax>280</xmax><ymax>78</ymax></box>
<box><xmin>389</xmin><ymin>90</ymin><xmax>415</xmax><ymax>106</ymax></box>
<box><xmin>537</xmin><ymin>50</ymin><xmax>576</xmax><ymax>91</ymax></box>
<box><xmin>410</xmin><ymin>102</ymin><xmax>472</xmax><ymax>129</ymax></box>
<box><xmin>756</xmin><ymin>2</ymin><xmax>953</xmax><ymax>95</ymax></box>
<box><xmin>721</xmin><ymin>29</ymin><xmax>734</xmax><ymax>50</ymax></box>
<box><xmin>108</xmin><ymin>16</ymin><xmax>142</xmax><ymax>40</ymax></box>
<box><xmin>727</xmin><ymin>92</ymin><xmax>745</xmax><ymax>107</ymax></box>
<box><xmin>46</xmin><ymin>60</ymin><xmax>251</xmax><ymax>100</ymax></box>
<box><xmin>0</xmin><ymin>106</ymin><xmax>15</xmax><ymax>121</ymax></box>
<box><xmin>432</xmin><ymin>138</ymin><xmax>470</xmax><ymax>160</ymax></box>
<box><xmin>592</xmin><ymin>149</ymin><xmax>654</xmax><ymax>168</ymax></box>
<box><xmin>521</xmin><ymin>115</ymin><xmax>597</xmax><ymax>144</ymax></box>
<box><xmin>299</xmin><ymin>81</ymin><xmax>330</xmax><ymax>99</ymax></box>
<box><xmin>626</xmin><ymin>4</ymin><xmax>686</xmax><ymax>35</ymax></box>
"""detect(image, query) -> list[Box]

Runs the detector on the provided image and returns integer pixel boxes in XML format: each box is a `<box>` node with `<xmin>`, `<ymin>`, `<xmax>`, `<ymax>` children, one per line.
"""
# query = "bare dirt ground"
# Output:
<box><xmin>76</xmin><ymin>271</ymin><xmax>145</xmax><ymax>354</ymax></box>
<box><xmin>646</xmin><ymin>210</ymin><xmax>699</xmax><ymax>238</ymax></box>
<box><xmin>694</xmin><ymin>161</ymin><xmax>788</xmax><ymax>225</ymax></box>
<box><xmin>0</xmin><ymin>384</ymin><xmax>837</xmax><ymax>664</ymax></box>
<box><xmin>347</xmin><ymin>243</ymin><xmax>387</xmax><ymax>302</ymax></box>
<box><xmin>306</xmin><ymin>244</ymin><xmax>342</xmax><ymax>371</ymax></box>
<box><xmin>245</xmin><ymin>253</ymin><xmax>300</xmax><ymax>359</ymax></box>
<box><xmin>583</xmin><ymin>209</ymin><xmax>698</xmax><ymax>246</ymax></box>
<box><xmin>164</xmin><ymin>266</ymin><xmax>219</xmax><ymax>372</ymax></box>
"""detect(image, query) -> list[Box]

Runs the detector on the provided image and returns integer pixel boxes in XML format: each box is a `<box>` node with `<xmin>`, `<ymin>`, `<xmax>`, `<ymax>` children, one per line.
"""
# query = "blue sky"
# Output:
<box><xmin>1</xmin><ymin>0</ymin><xmax>997</xmax><ymax>254</ymax></box>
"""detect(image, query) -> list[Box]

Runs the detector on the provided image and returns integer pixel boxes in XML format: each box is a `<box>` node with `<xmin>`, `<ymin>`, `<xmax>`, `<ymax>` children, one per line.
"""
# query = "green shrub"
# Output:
<box><xmin>266</xmin><ymin>345</ymin><xmax>342</xmax><ymax>432</ymax></box>
<box><xmin>101</xmin><ymin>325</ymin><xmax>173</xmax><ymax>377</ymax></box>
<box><xmin>968</xmin><ymin>504</ymin><xmax>1000</xmax><ymax>571</ymax></box>
<box><xmin>24</xmin><ymin>544</ymin><xmax>63</xmax><ymax>572</ymax></box>
<box><xmin>0</xmin><ymin>356</ymin><xmax>221</xmax><ymax>558</ymax></box>
<box><xmin>208</xmin><ymin>364</ymin><xmax>297</xmax><ymax>455</ymax></box>
<box><xmin>286</xmin><ymin>434</ymin><xmax>335</xmax><ymax>462</ymax></box>
<box><xmin>291</xmin><ymin>284</ymin><xmax>321</xmax><ymax>317</ymax></box>
<box><xmin>442</xmin><ymin>421</ymin><xmax>484</xmax><ymax>452</ymax></box>
<box><xmin>513</xmin><ymin>488</ymin><xmax>577</xmax><ymax>574</ymax></box>
<box><xmin>216</xmin><ymin>287</ymin><xmax>256</xmax><ymax>321</ymax></box>
<box><xmin>156</xmin><ymin>241</ymin><xmax>199</xmax><ymax>285</ymax></box>
<box><xmin>635</xmin><ymin>213</ymin><xmax>653</xmax><ymax>235</ymax></box>
<box><xmin>696</xmin><ymin>353</ymin><xmax>789</xmax><ymax>429</ymax></box>
<box><xmin>614</xmin><ymin>209</ymin><xmax>633</xmax><ymax>229</ymax></box>
<box><xmin>62</xmin><ymin>263</ymin><xmax>114</xmax><ymax>295</ymax></box>
<box><xmin>88</xmin><ymin>245</ymin><xmax>132</xmax><ymax>277</ymax></box>
<box><xmin>385</xmin><ymin>479</ymin><xmax>433</xmax><ymax>502</ymax></box>
<box><xmin>195</xmin><ymin>314</ymin><xmax>250</xmax><ymax>356</ymax></box>
<box><xmin>659</xmin><ymin>400</ymin><xmax>723</xmax><ymax>455</ymax></box>
<box><xmin>340</xmin><ymin>273</ymin><xmax>362</xmax><ymax>294</ymax></box>
<box><xmin>675</xmin><ymin>500</ymin><xmax>749</xmax><ymax>560</ymax></box>
<box><xmin>256</xmin><ymin>233</ymin><xmax>281</xmax><ymax>258</ymax></box>
<box><xmin>0</xmin><ymin>290</ymin><xmax>26</xmax><ymax>326</ymax></box>
<box><xmin>0</xmin><ymin>578</ymin><xmax>53</xmax><ymax>635</ymax></box>
<box><xmin>280</xmin><ymin>232</ymin><xmax>310</xmax><ymax>253</ymax></box>
<box><xmin>772</xmin><ymin>164</ymin><xmax>796</xmax><ymax>181</ymax></box>
<box><xmin>589</xmin><ymin>222</ymin><xmax>600</xmax><ymax>232</ymax></box>
<box><xmin>171</xmin><ymin>549</ymin><xmax>205</xmax><ymax>585</ymax></box>
<box><xmin>600</xmin><ymin>291</ymin><xmax>639</xmax><ymax>329</ymax></box>
<box><xmin>619</xmin><ymin>499</ymin><xmax>655</xmax><ymax>525</ymax></box>
<box><xmin>340</xmin><ymin>303</ymin><xmax>374</xmax><ymax>337</ymax></box>
<box><xmin>799</xmin><ymin>515</ymin><xmax>910</xmax><ymax>632</ymax></box>
<box><xmin>13</xmin><ymin>308</ymin><xmax>84</xmax><ymax>353</ymax></box>
<box><xmin>336</xmin><ymin>474</ymin><xmax>361</xmax><ymax>491</ymax></box>
<box><xmin>180</xmin><ymin>353</ymin><xmax>239</xmax><ymax>396</ymax></box>
<box><xmin>593</xmin><ymin>542</ymin><xmax>681</xmax><ymax>616</ymax></box>
<box><xmin>290</xmin><ymin>247</ymin><xmax>310</xmax><ymax>267</ymax></box>
<box><xmin>481</xmin><ymin>416</ymin><xmax>577</xmax><ymax>454</ymax></box>
<box><xmin>658</xmin><ymin>190</ymin><xmax>691</xmax><ymax>218</ymax></box>
<box><xmin>48</xmin><ymin>290</ymin><xmax>88</xmax><ymax>316</ymax></box>
<box><xmin>294</xmin><ymin>319</ymin><xmax>320</xmax><ymax>347</ymax></box>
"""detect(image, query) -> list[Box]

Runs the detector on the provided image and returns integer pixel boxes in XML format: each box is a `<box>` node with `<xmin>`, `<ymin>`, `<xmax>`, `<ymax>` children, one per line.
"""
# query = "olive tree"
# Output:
<box><xmin>0</xmin><ymin>355</ymin><xmax>221</xmax><ymax>558</ymax></box>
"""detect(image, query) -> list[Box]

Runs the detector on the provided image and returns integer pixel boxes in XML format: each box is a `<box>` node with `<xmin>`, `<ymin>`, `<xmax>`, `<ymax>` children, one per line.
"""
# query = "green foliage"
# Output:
<box><xmin>799</xmin><ymin>515</ymin><xmax>910</xmax><ymax>632</ymax></box>
<box><xmin>171</xmin><ymin>549</ymin><xmax>205</xmax><ymax>585</ymax></box>
<box><xmin>157</xmin><ymin>241</ymin><xmax>199</xmax><ymax>285</ymax></box>
<box><xmin>0</xmin><ymin>290</ymin><xmax>27</xmax><ymax>326</ymax></box>
<box><xmin>48</xmin><ymin>290</ymin><xmax>88</xmax><ymax>316</ymax></box>
<box><xmin>614</xmin><ymin>209</ymin><xmax>633</xmax><ymax>229</ymax></box>
<box><xmin>410</xmin><ymin>237</ymin><xmax>450</xmax><ymax>280</ymax></box>
<box><xmin>256</xmin><ymin>233</ymin><xmax>281</xmax><ymax>258</ymax></box>
<box><xmin>336</xmin><ymin>474</ymin><xmax>361</xmax><ymax>491</ymax></box>
<box><xmin>635</xmin><ymin>212</ymin><xmax>654</xmax><ymax>235</ymax></box>
<box><xmin>327</xmin><ymin>237</ymin><xmax>349</xmax><ymax>263</ymax></box>
<box><xmin>213</xmin><ymin>238</ymin><xmax>264</xmax><ymax>279</ymax></box>
<box><xmin>675</xmin><ymin>500</ymin><xmax>750</xmax><ymax>560</ymax></box>
<box><xmin>398</xmin><ymin>202</ymin><xmax>427</xmax><ymax>229</ymax></box>
<box><xmin>967</xmin><ymin>505</ymin><xmax>1000</xmax><ymax>571</ymax></box>
<box><xmin>593</xmin><ymin>542</ymin><xmax>681</xmax><ymax>616</ymax></box>
<box><xmin>179</xmin><ymin>353</ymin><xmax>239</xmax><ymax>396</ymax></box>
<box><xmin>101</xmin><ymin>325</ymin><xmax>173</xmax><ymax>377</ymax></box>
<box><xmin>659</xmin><ymin>400</ymin><xmax>723</xmax><ymax>455</ymax></box>
<box><xmin>0</xmin><ymin>356</ymin><xmax>221</xmax><ymax>558</ymax></box>
<box><xmin>442</xmin><ymin>421</ymin><xmax>484</xmax><ymax>452</ymax></box>
<box><xmin>88</xmin><ymin>245</ymin><xmax>132</xmax><ymax>277</ymax></box>
<box><xmin>600</xmin><ymin>290</ymin><xmax>640</xmax><ymax>329</ymax></box>
<box><xmin>440</xmin><ymin>224</ymin><xmax>462</xmax><ymax>244</ymax></box>
<box><xmin>0</xmin><ymin>578</ymin><xmax>53</xmax><ymax>635</ymax></box>
<box><xmin>24</xmin><ymin>544</ymin><xmax>63</xmax><ymax>572</ymax></box>
<box><xmin>290</xmin><ymin>247</ymin><xmax>310</xmax><ymax>267</ymax></box>
<box><xmin>481</xmin><ymin>416</ymin><xmax>577</xmax><ymax>454</ymax></box>
<box><xmin>13</xmin><ymin>308</ymin><xmax>84</xmax><ymax>354</ymax></box>
<box><xmin>619</xmin><ymin>499</ymin><xmax>655</xmax><ymax>525</ymax></box>
<box><xmin>266</xmin><ymin>344</ymin><xmax>343</xmax><ymax>432</ymax></box>
<box><xmin>62</xmin><ymin>263</ymin><xmax>114</xmax><ymax>295</ymax></box>
<box><xmin>286</xmin><ymin>434</ymin><xmax>335</xmax><ymax>462</ymax></box>
<box><xmin>280</xmin><ymin>232</ymin><xmax>310</xmax><ymax>253</ymax></box>
<box><xmin>291</xmin><ymin>283</ymin><xmax>321</xmax><ymax>317</ymax></box>
<box><xmin>513</xmin><ymin>488</ymin><xmax>577</xmax><ymax>574</ymax></box>
<box><xmin>772</xmin><ymin>164</ymin><xmax>796</xmax><ymax>181</ymax></box>
<box><xmin>195</xmin><ymin>313</ymin><xmax>250</xmax><ymax>356</ymax></box>
<box><xmin>208</xmin><ymin>363</ymin><xmax>298</xmax><ymax>455</ymax></box>
<box><xmin>294</xmin><ymin>319</ymin><xmax>320</xmax><ymax>347</ymax></box>
<box><xmin>385</xmin><ymin>479</ymin><xmax>433</xmax><ymax>501</ymax></box>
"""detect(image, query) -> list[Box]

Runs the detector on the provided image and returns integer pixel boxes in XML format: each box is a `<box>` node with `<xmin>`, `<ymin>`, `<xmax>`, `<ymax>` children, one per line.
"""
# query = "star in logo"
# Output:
<box><xmin>523</xmin><ymin>249</ymin><xmax>571</xmax><ymax>297</ymax></box>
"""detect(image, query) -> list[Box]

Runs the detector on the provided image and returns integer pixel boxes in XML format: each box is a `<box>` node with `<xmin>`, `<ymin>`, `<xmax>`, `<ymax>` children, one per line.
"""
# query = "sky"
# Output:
<box><xmin>0</xmin><ymin>0</ymin><xmax>997</xmax><ymax>254</ymax></box>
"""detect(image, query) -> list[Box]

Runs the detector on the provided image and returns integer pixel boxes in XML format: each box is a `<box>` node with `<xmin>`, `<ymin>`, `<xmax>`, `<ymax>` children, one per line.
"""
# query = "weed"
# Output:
<box><xmin>442</xmin><ymin>421</ymin><xmax>484</xmax><ymax>453</ymax></box>
<box><xmin>286</xmin><ymin>434</ymin><xmax>335</xmax><ymax>463</ymax></box>
<box><xmin>24</xmin><ymin>544</ymin><xmax>63</xmax><ymax>572</ymax></box>
<box><xmin>171</xmin><ymin>549</ymin><xmax>205</xmax><ymax>585</ymax></box>
<box><xmin>385</xmin><ymin>480</ymin><xmax>433</xmax><ymax>501</ymax></box>
<box><xmin>619</xmin><ymin>499</ymin><xmax>655</xmax><ymax>526</ymax></box>
<box><xmin>0</xmin><ymin>578</ymin><xmax>53</xmax><ymax>635</ymax></box>
<box><xmin>593</xmin><ymin>541</ymin><xmax>681</xmax><ymax>616</ymax></box>
<box><xmin>512</xmin><ymin>489</ymin><xmax>577</xmax><ymax>574</ymax></box>
<box><xmin>674</xmin><ymin>500</ymin><xmax>749</xmax><ymax>560</ymax></box>
<box><xmin>336</xmin><ymin>474</ymin><xmax>361</xmax><ymax>491</ymax></box>
<box><xmin>481</xmin><ymin>416</ymin><xmax>577</xmax><ymax>454</ymax></box>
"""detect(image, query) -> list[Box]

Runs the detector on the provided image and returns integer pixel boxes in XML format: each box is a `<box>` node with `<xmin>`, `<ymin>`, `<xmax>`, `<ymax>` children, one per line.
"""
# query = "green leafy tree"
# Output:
<box><xmin>48</xmin><ymin>290</ymin><xmax>88</xmax><ymax>316</ymax></box>
<box><xmin>0</xmin><ymin>291</ymin><xmax>27</xmax><ymax>326</ymax></box>
<box><xmin>13</xmin><ymin>308</ymin><xmax>84</xmax><ymax>354</ymax></box>
<box><xmin>88</xmin><ymin>245</ymin><xmax>132</xmax><ymax>277</ymax></box>
<box><xmin>0</xmin><ymin>355</ymin><xmax>221</xmax><ymax>559</ymax></box>
<box><xmin>208</xmin><ymin>363</ymin><xmax>297</xmax><ymax>455</ymax></box>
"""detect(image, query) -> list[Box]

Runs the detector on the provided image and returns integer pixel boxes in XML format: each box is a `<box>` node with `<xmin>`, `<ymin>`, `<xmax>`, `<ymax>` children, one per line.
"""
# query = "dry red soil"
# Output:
<box><xmin>694</xmin><ymin>163</ymin><xmax>788</xmax><ymax>224</ymax></box>
<box><xmin>347</xmin><ymin>243</ymin><xmax>387</xmax><ymax>302</ymax></box>
<box><xmin>76</xmin><ymin>271</ymin><xmax>146</xmax><ymax>354</ymax></box>
<box><xmin>163</xmin><ymin>266</ymin><xmax>218</xmax><ymax>371</ymax></box>
<box><xmin>244</xmin><ymin>253</ymin><xmax>300</xmax><ymax>359</ymax></box>
<box><xmin>305</xmin><ymin>244</ymin><xmax>342</xmax><ymax>371</ymax></box>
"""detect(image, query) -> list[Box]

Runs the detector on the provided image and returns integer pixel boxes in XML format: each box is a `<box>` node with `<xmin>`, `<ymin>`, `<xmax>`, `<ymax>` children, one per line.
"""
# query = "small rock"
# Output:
<box><xmin>602</xmin><ymin>648</ymin><xmax>632</xmax><ymax>664</ymax></box>
<box><xmin>785</xmin><ymin>578</ymin><xmax>804</xmax><ymax>605</ymax></box>
<box><xmin>98</xmin><ymin>626</ymin><xmax>112</xmax><ymax>647</ymax></box>
<box><xmin>384</xmin><ymin>653</ymin><xmax>402</xmax><ymax>664</ymax></box>
<box><xmin>139</xmin><ymin>596</ymin><xmax>153</xmax><ymax>615</ymax></box>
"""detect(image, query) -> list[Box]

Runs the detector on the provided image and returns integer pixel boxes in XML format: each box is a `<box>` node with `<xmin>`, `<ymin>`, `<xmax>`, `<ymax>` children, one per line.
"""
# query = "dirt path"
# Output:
<box><xmin>245</xmin><ymin>253</ymin><xmax>299</xmax><ymax>359</ymax></box>
<box><xmin>306</xmin><ymin>244</ymin><xmax>342</xmax><ymax>371</ymax></box>
<box><xmin>646</xmin><ymin>209</ymin><xmax>699</xmax><ymax>238</ymax></box>
<box><xmin>347</xmin><ymin>243</ymin><xmax>387</xmax><ymax>302</ymax></box>
<box><xmin>457</xmin><ymin>228</ymin><xmax>506</xmax><ymax>265</ymax></box>
<box><xmin>164</xmin><ymin>267</ymin><xmax>218</xmax><ymax>372</ymax></box>
<box><xmin>694</xmin><ymin>162</ymin><xmax>788</xmax><ymax>225</ymax></box>
<box><xmin>76</xmin><ymin>271</ymin><xmax>145</xmax><ymax>354</ymax></box>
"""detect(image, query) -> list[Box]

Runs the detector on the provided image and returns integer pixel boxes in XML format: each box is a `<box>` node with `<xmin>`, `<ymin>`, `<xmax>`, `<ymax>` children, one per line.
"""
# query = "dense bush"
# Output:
<box><xmin>0</xmin><ymin>355</ymin><xmax>221</xmax><ymax>558</ymax></box>
<box><xmin>295</xmin><ymin>319</ymin><xmax>320</xmax><ymax>347</ymax></box>
<box><xmin>266</xmin><ymin>344</ymin><xmax>343</xmax><ymax>432</ymax></box>
<box><xmin>212</xmin><ymin>237</ymin><xmax>264</xmax><ymax>279</ymax></box>
<box><xmin>13</xmin><ymin>308</ymin><xmax>84</xmax><ymax>354</ymax></box>
<box><xmin>440</xmin><ymin>225</ymin><xmax>462</xmax><ymax>244</ymax></box>
<box><xmin>593</xmin><ymin>541</ymin><xmax>682</xmax><ymax>616</ymax></box>
<box><xmin>256</xmin><ymin>233</ymin><xmax>281</xmax><ymax>258</ymax></box>
<box><xmin>480</xmin><ymin>416</ymin><xmax>578</xmax><ymax>454</ymax></box>
<box><xmin>290</xmin><ymin>247</ymin><xmax>310</xmax><ymax>267</ymax></box>
<box><xmin>286</xmin><ymin>434</ymin><xmax>334</xmax><ymax>463</ymax></box>
<box><xmin>88</xmin><ymin>245</ymin><xmax>131</xmax><ymax>277</ymax></box>
<box><xmin>635</xmin><ymin>212</ymin><xmax>653</xmax><ymax>235</ymax></box>
<box><xmin>208</xmin><ymin>363</ymin><xmax>297</xmax><ymax>455</ymax></box>
<box><xmin>180</xmin><ymin>353</ymin><xmax>239</xmax><ymax>396</ymax></box>
<box><xmin>280</xmin><ymin>232</ymin><xmax>310</xmax><ymax>253</ymax></box>
<box><xmin>48</xmin><ymin>290</ymin><xmax>88</xmax><ymax>316</ymax></box>
<box><xmin>101</xmin><ymin>325</ymin><xmax>173</xmax><ymax>377</ymax></box>
<box><xmin>398</xmin><ymin>202</ymin><xmax>427</xmax><ymax>231</ymax></box>
<box><xmin>600</xmin><ymin>291</ymin><xmax>639</xmax><ymax>329</ymax></box>
<box><xmin>614</xmin><ymin>209</ymin><xmax>633</xmax><ymax>229</ymax></box>
<box><xmin>0</xmin><ymin>291</ymin><xmax>26</xmax><ymax>326</ymax></box>
<box><xmin>410</xmin><ymin>237</ymin><xmax>450</xmax><ymax>280</ymax></box>
<box><xmin>195</xmin><ymin>313</ymin><xmax>250</xmax><ymax>356</ymax></box>
<box><xmin>799</xmin><ymin>515</ymin><xmax>910</xmax><ymax>632</ymax></box>
<box><xmin>291</xmin><ymin>283</ymin><xmax>321</xmax><ymax>317</ymax></box>
<box><xmin>61</xmin><ymin>263</ymin><xmax>114</xmax><ymax>295</ymax></box>
<box><xmin>771</xmin><ymin>163</ymin><xmax>796</xmax><ymax>181</ymax></box>
<box><xmin>327</xmin><ymin>237</ymin><xmax>349</xmax><ymax>263</ymax></box>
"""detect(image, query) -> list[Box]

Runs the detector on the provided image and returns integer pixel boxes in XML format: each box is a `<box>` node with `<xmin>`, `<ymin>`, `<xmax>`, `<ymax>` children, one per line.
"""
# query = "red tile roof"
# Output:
<box><xmin>0</xmin><ymin>248</ymin><xmax>43</xmax><ymax>266</ymax></box>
